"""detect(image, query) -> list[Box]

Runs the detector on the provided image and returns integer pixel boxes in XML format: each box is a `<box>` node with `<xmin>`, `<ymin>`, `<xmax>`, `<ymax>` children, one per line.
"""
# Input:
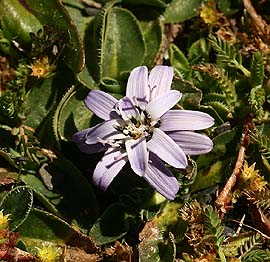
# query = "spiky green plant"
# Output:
<box><xmin>209</xmin><ymin>35</ymin><xmax>250</xmax><ymax>77</ymax></box>
<box><xmin>203</xmin><ymin>205</ymin><xmax>226</xmax><ymax>261</ymax></box>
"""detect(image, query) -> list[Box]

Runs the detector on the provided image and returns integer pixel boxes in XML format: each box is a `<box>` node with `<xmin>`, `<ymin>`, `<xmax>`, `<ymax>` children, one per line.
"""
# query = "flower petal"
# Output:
<box><xmin>84</xmin><ymin>119</ymin><xmax>125</xmax><ymax>144</ymax></box>
<box><xmin>92</xmin><ymin>148</ymin><xmax>128</xmax><ymax>190</ymax></box>
<box><xmin>118</xmin><ymin>96</ymin><xmax>139</xmax><ymax>121</ymax></box>
<box><xmin>126</xmin><ymin>66</ymin><xmax>149</xmax><ymax>105</ymax></box>
<box><xmin>160</xmin><ymin>110</ymin><xmax>214</xmax><ymax>131</ymax></box>
<box><xmin>143</xmin><ymin>152</ymin><xmax>179</xmax><ymax>200</ymax></box>
<box><xmin>147</xmin><ymin>128</ymin><xmax>187</xmax><ymax>168</ymax></box>
<box><xmin>73</xmin><ymin>129</ymin><xmax>108</xmax><ymax>154</ymax></box>
<box><xmin>148</xmin><ymin>66</ymin><xmax>174</xmax><ymax>100</ymax></box>
<box><xmin>125</xmin><ymin>137</ymin><xmax>148</xmax><ymax>176</ymax></box>
<box><xmin>146</xmin><ymin>90</ymin><xmax>181</xmax><ymax>120</ymax></box>
<box><xmin>72</xmin><ymin>119</ymin><xmax>125</xmax><ymax>153</ymax></box>
<box><xmin>85</xmin><ymin>90</ymin><xmax>118</xmax><ymax>120</ymax></box>
<box><xmin>166</xmin><ymin>131</ymin><xmax>213</xmax><ymax>155</ymax></box>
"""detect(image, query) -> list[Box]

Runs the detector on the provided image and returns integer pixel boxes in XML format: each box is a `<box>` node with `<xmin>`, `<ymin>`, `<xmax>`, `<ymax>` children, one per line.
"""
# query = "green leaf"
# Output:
<box><xmin>24</xmin><ymin>0</ymin><xmax>85</xmax><ymax>72</ymax></box>
<box><xmin>100</xmin><ymin>7</ymin><xmax>145</xmax><ymax>80</ymax></box>
<box><xmin>206</xmin><ymin>100</ymin><xmax>231</xmax><ymax>120</ymax></box>
<box><xmin>0</xmin><ymin>0</ymin><xmax>42</xmax><ymax>48</ymax></box>
<box><xmin>18</xmin><ymin>208</ymin><xmax>98</xmax><ymax>255</ymax></box>
<box><xmin>0</xmin><ymin>185</ymin><xmax>33</xmax><ymax>231</ymax></box>
<box><xmin>95</xmin><ymin>0</ymin><xmax>167</xmax><ymax>7</ymax></box>
<box><xmin>248</xmin><ymin>86</ymin><xmax>265</xmax><ymax>117</ymax></box>
<box><xmin>89</xmin><ymin>203</ymin><xmax>129</xmax><ymax>245</ymax></box>
<box><xmin>164</xmin><ymin>0</ymin><xmax>202</xmax><ymax>23</ymax></box>
<box><xmin>250</xmin><ymin>51</ymin><xmax>264</xmax><ymax>88</ymax></box>
<box><xmin>191</xmin><ymin>127</ymin><xmax>241</xmax><ymax>192</ymax></box>
<box><xmin>139</xmin><ymin>237</ymin><xmax>163</xmax><ymax>262</ymax></box>
<box><xmin>53</xmin><ymin>85</ymin><xmax>93</xmax><ymax>143</ymax></box>
<box><xmin>188</xmin><ymin>38</ymin><xmax>210</xmax><ymax>65</ymax></box>
<box><xmin>47</xmin><ymin>156</ymin><xmax>99</xmax><ymax>231</ymax></box>
<box><xmin>21</xmin><ymin>173</ymin><xmax>62</xmax><ymax>217</ymax></box>
<box><xmin>100</xmin><ymin>77</ymin><xmax>123</xmax><ymax>93</ymax></box>
<box><xmin>140</xmin><ymin>16</ymin><xmax>163</xmax><ymax>67</ymax></box>
<box><xmin>242</xmin><ymin>249</ymin><xmax>270</xmax><ymax>262</ymax></box>
<box><xmin>239</xmin><ymin>234</ymin><xmax>263</xmax><ymax>261</ymax></box>
<box><xmin>250</xmin><ymin>128</ymin><xmax>270</xmax><ymax>162</ymax></box>
<box><xmin>25</xmin><ymin>72</ymin><xmax>74</xmax><ymax>131</ymax></box>
<box><xmin>172</xmin><ymin>78</ymin><xmax>202</xmax><ymax>109</ymax></box>
<box><xmin>204</xmin><ymin>205</ymin><xmax>225</xmax><ymax>252</ymax></box>
<box><xmin>139</xmin><ymin>201</ymin><xmax>185</xmax><ymax>262</ymax></box>
<box><xmin>159</xmin><ymin>233</ymin><xmax>177</xmax><ymax>262</ymax></box>
<box><xmin>168</xmin><ymin>43</ymin><xmax>191</xmax><ymax>80</ymax></box>
<box><xmin>223</xmin><ymin>233</ymin><xmax>256</xmax><ymax>258</ymax></box>
<box><xmin>18</xmin><ymin>208</ymin><xmax>78</xmax><ymax>244</ymax></box>
<box><xmin>209</xmin><ymin>35</ymin><xmax>237</xmax><ymax>65</ymax></box>
<box><xmin>122</xmin><ymin>0</ymin><xmax>167</xmax><ymax>8</ymax></box>
<box><xmin>76</xmin><ymin>66</ymin><xmax>97</xmax><ymax>90</ymax></box>
<box><xmin>86</xmin><ymin>4</ymin><xmax>146</xmax><ymax>82</ymax></box>
<box><xmin>62</xmin><ymin>0</ymin><xmax>95</xmax><ymax>41</ymax></box>
<box><xmin>209</xmin><ymin>35</ymin><xmax>250</xmax><ymax>77</ymax></box>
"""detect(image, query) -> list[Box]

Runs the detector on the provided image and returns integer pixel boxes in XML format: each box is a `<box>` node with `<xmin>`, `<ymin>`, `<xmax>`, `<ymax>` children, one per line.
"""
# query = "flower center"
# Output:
<box><xmin>122</xmin><ymin>117</ymin><xmax>150</xmax><ymax>139</ymax></box>
<box><xmin>115</xmin><ymin>106</ymin><xmax>159</xmax><ymax>140</ymax></box>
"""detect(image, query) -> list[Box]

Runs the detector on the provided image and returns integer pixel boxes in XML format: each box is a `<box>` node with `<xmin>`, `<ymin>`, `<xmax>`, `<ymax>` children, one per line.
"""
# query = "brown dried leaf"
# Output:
<box><xmin>64</xmin><ymin>246</ymin><xmax>101</xmax><ymax>262</ymax></box>
<box><xmin>104</xmin><ymin>241</ymin><xmax>132</xmax><ymax>262</ymax></box>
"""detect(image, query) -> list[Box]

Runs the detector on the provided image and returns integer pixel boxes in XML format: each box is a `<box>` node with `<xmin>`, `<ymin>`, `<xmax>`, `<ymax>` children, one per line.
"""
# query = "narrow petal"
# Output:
<box><xmin>72</xmin><ymin>119</ymin><xmax>125</xmax><ymax>153</ymax></box>
<box><xmin>146</xmin><ymin>90</ymin><xmax>181</xmax><ymax>120</ymax></box>
<box><xmin>92</xmin><ymin>148</ymin><xmax>128</xmax><ymax>190</ymax></box>
<box><xmin>166</xmin><ymin>131</ymin><xmax>213</xmax><ymax>155</ymax></box>
<box><xmin>143</xmin><ymin>152</ymin><xmax>179</xmax><ymax>200</ymax></box>
<box><xmin>84</xmin><ymin>119</ymin><xmax>125</xmax><ymax>144</ymax></box>
<box><xmin>118</xmin><ymin>96</ymin><xmax>139</xmax><ymax>120</ymax></box>
<box><xmin>125</xmin><ymin>137</ymin><xmax>148</xmax><ymax>176</ymax></box>
<box><xmin>147</xmin><ymin>128</ymin><xmax>187</xmax><ymax>168</ymax></box>
<box><xmin>73</xmin><ymin>129</ymin><xmax>108</xmax><ymax>154</ymax></box>
<box><xmin>148</xmin><ymin>66</ymin><xmax>174</xmax><ymax>100</ymax></box>
<box><xmin>160</xmin><ymin>110</ymin><xmax>214</xmax><ymax>131</ymax></box>
<box><xmin>126</xmin><ymin>66</ymin><xmax>149</xmax><ymax>105</ymax></box>
<box><xmin>85</xmin><ymin>90</ymin><xmax>118</xmax><ymax>120</ymax></box>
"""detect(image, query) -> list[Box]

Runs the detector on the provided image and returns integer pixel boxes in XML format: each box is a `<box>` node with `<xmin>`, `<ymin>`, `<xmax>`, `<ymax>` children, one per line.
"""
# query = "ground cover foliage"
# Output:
<box><xmin>1</xmin><ymin>0</ymin><xmax>270</xmax><ymax>261</ymax></box>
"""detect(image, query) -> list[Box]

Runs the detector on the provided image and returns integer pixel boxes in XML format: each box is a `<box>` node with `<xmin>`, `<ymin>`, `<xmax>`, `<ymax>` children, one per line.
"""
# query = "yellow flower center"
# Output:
<box><xmin>30</xmin><ymin>56</ymin><xmax>55</xmax><ymax>78</ymax></box>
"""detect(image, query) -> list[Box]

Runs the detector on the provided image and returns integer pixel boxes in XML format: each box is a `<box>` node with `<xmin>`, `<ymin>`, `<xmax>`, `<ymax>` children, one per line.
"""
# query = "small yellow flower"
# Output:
<box><xmin>241</xmin><ymin>162</ymin><xmax>259</xmax><ymax>181</ymax></box>
<box><xmin>241</xmin><ymin>162</ymin><xmax>267</xmax><ymax>192</ymax></box>
<box><xmin>200</xmin><ymin>3</ymin><xmax>217</xmax><ymax>25</ymax></box>
<box><xmin>0</xmin><ymin>210</ymin><xmax>10</xmax><ymax>230</ymax></box>
<box><xmin>30</xmin><ymin>56</ymin><xmax>55</xmax><ymax>78</ymax></box>
<box><xmin>250</xmin><ymin>176</ymin><xmax>267</xmax><ymax>192</ymax></box>
<box><xmin>36</xmin><ymin>243</ymin><xmax>61</xmax><ymax>262</ymax></box>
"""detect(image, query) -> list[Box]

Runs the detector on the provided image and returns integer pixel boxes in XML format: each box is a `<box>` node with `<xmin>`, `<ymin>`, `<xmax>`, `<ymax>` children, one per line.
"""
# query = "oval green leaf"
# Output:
<box><xmin>18</xmin><ymin>208</ymin><xmax>77</xmax><ymax>244</ymax></box>
<box><xmin>21</xmin><ymin>173</ymin><xmax>62</xmax><ymax>217</ymax></box>
<box><xmin>89</xmin><ymin>203</ymin><xmax>129</xmax><ymax>245</ymax></box>
<box><xmin>140</xmin><ymin>16</ymin><xmax>163</xmax><ymax>67</ymax></box>
<box><xmin>0</xmin><ymin>0</ymin><xmax>42</xmax><ymax>48</ymax></box>
<box><xmin>164</xmin><ymin>0</ymin><xmax>202</xmax><ymax>23</ymax></box>
<box><xmin>49</xmin><ymin>157</ymin><xmax>99</xmax><ymax>231</ymax></box>
<box><xmin>100</xmin><ymin>7</ymin><xmax>146</xmax><ymax>80</ymax></box>
<box><xmin>0</xmin><ymin>185</ymin><xmax>33</xmax><ymax>231</ymax></box>
<box><xmin>53</xmin><ymin>85</ymin><xmax>93</xmax><ymax>143</ymax></box>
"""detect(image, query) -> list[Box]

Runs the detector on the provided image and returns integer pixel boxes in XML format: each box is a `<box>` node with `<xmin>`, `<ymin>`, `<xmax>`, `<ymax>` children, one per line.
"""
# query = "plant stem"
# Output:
<box><xmin>236</xmin><ymin>63</ymin><xmax>251</xmax><ymax>78</ymax></box>
<box><xmin>218</xmin><ymin>248</ymin><xmax>227</xmax><ymax>262</ymax></box>
<box><xmin>215</xmin><ymin>116</ymin><xmax>254</xmax><ymax>216</ymax></box>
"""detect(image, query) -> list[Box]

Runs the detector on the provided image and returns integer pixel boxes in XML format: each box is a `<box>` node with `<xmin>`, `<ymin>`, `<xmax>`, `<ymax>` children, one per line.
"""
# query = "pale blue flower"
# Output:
<box><xmin>73</xmin><ymin>66</ymin><xmax>214</xmax><ymax>200</ymax></box>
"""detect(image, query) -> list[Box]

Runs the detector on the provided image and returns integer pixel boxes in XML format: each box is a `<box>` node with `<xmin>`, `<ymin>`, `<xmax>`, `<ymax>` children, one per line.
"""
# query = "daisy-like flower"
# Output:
<box><xmin>73</xmin><ymin>66</ymin><xmax>214</xmax><ymax>200</ymax></box>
